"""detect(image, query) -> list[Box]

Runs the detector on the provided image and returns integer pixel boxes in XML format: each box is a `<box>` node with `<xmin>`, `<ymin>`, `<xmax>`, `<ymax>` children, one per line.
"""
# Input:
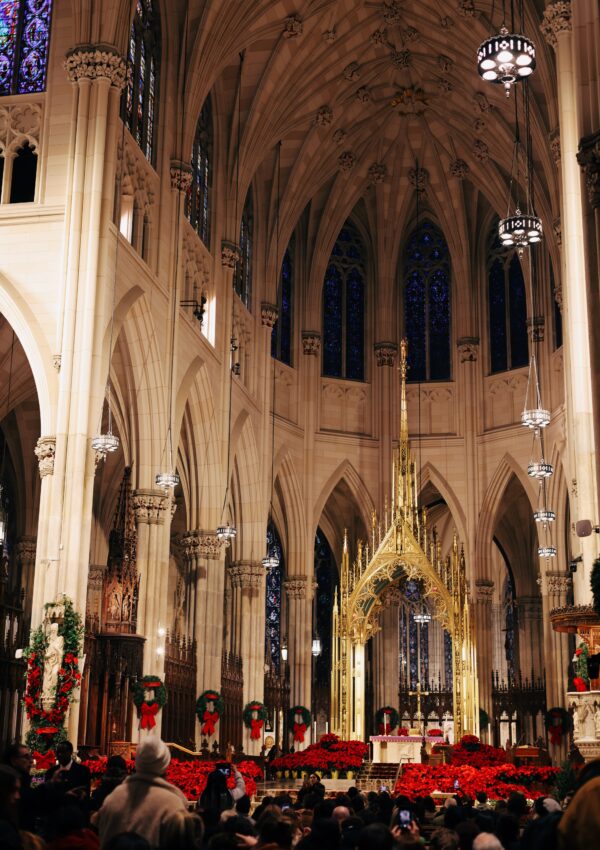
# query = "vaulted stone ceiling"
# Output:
<box><xmin>186</xmin><ymin>2</ymin><xmax>559</xmax><ymax>312</ymax></box>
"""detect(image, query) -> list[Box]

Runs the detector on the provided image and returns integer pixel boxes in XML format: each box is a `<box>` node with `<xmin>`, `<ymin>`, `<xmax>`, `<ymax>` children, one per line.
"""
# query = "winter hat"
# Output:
<box><xmin>135</xmin><ymin>736</ymin><xmax>171</xmax><ymax>775</ymax></box>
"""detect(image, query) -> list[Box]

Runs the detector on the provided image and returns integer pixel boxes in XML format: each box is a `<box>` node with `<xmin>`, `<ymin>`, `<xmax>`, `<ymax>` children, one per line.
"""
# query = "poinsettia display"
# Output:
<box><xmin>24</xmin><ymin>596</ymin><xmax>83</xmax><ymax>754</ymax></box>
<box><xmin>573</xmin><ymin>644</ymin><xmax>590</xmax><ymax>691</ymax></box>
<box><xmin>82</xmin><ymin>757</ymin><xmax>262</xmax><ymax>800</ymax></box>
<box><xmin>395</xmin><ymin>763</ymin><xmax>559</xmax><ymax>801</ymax></box>
<box><xmin>132</xmin><ymin>676</ymin><xmax>167</xmax><ymax>730</ymax></box>
<box><xmin>451</xmin><ymin>734</ymin><xmax>508</xmax><ymax>767</ymax></box>
<box><xmin>270</xmin><ymin>733</ymin><xmax>368</xmax><ymax>774</ymax></box>
<box><xmin>428</xmin><ymin>728</ymin><xmax>443</xmax><ymax>737</ymax></box>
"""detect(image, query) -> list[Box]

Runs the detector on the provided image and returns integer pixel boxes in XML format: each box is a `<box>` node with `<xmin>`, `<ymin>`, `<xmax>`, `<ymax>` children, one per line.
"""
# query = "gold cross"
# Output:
<box><xmin>408</xmin><ymin>681</ymin><xmax>430</xmax><ymax>731</ymax></box>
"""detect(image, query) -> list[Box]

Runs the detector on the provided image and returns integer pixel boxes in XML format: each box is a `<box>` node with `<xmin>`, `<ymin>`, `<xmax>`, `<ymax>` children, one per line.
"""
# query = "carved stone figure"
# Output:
<box><xmin>42</xmin><ymin>622</ymin><xmax>64</xmax><ymax>709</ymax></box>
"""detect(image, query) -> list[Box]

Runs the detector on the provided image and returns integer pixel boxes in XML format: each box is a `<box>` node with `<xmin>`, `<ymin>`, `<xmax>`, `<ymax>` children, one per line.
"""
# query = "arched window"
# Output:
<box><xmin>315</xmin><ymin>529</ymin><xmax>336</xmax><ymax>704</ymax></box>
<box><xmin>323</xmin><ymin>220</ymin><xmax>365</xmax><ymax>380</ymax></box>
<box><xmin>234</xmin><ymin>187</ymin><xmax>253</xmax><ymax>309</ymax></box>
<box><xmin>488</xmin><ymin>226</ymin><xmax>528</xmax><ymax>373</ymax></box>
<box><xmin>403</xmin><ymin>221</ymin><xmax>451</xmax><ymax>381</ymax></box>
<box><xmin>271</xmin><ymin>241</ymin><xmax>293</xmax><ymax>365</ymax></box>
<box><xmin>265</xmin><ymin>520</ymin><xmax>284</xmax><ymax>673</ymax></box>
<box><xmin>187</xmin><ymin>96</ymin><xmax>212</xmax><ymax>246</ymax></box>
<box><xmin>0</xmin><ymin>1</ymin><xmax>53</xmax><ymax>95</ymax></box>
<box><xmin>123</xmin><ymin>0</ymin><xmax>160</xmax><ymax>165</ymax></box>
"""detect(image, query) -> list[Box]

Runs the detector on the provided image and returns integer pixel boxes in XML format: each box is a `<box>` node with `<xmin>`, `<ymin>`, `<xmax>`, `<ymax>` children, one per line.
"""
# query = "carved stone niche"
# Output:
<box><xmin>568</xmin><ymin>690</ymin><xmax>600</xmax><ymax>761</ymax></box>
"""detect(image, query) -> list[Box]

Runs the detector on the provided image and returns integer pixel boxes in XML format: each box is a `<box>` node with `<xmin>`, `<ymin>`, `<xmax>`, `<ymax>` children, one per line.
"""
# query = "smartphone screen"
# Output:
<box><xmin>398</xmin><ymin>810</ymin><xmax>411</xmax><ymax>829</ymax></box>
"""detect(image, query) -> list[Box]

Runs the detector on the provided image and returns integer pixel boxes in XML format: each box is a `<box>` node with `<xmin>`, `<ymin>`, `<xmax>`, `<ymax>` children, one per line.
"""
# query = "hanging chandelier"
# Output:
<box><xmin>528</xmin><ymin>460</ymin><xmax>553</xmax><ymax>479</ymax></box>
<box><xmin>521</xmin><ymin>355</ymin><xmax>550</xmax><ymax>430</ymax></box>
<box><xmin>92</xmin><ymin>380</ymin><xmax>120</xmax><ymax>456</ymax></box>
<box><xmin>312</xmin><ymin>636</ymin><xmax>322</xmax><ymax>657</ymax></box>
<box><xmin>498</xmin><ymin>209</ymin><xmax>542</xmax><ymax>253</ymax></box>
<box><xmin>538</xmin><ymin>546</ymin><xmax>557</xmax><ymax>558</ymax></box>
<box><xmin>262</xmin><ymin>553</ymin><xmax>280</xmax><ymax>570</ymax></box>
<box><xmin>413</xmin><ymin>609</ymin><xmax>432</xmax><ymax>624</ymax></box>
<box><xmin>216</xmin><ymin>524</ymin><xmax>237</xmax><ymax>542</ymax></box>
<box><xmin>534</xmin><ymin>508</ymin><xmax>556</xmax><ymax>524</ymax></box>
<box><xmin>477</xmin><ymin>27</ymin><xmax>536</xmax><ymax>96</ymax></box>
<box><xmin>155</xmin><ymin>470</ymin><xmax>179</xmax><ymax>488</ymax></box>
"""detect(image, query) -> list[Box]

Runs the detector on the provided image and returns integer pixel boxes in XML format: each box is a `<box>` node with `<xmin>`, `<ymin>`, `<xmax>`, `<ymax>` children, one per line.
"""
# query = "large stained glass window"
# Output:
<box><xmin>0</xmin><ymin>0</ymin><xmax>53</xmax><ymax>95</ymax></box>
<box><xmin>123</xmin><ymin>0</ymin><xmax>160</xmax><ymax>165</ymax></box>
<box><xmin>315</xmin><ymin>528</ymin><xmax>336</xmax><ymax>688</ymax></box>
<box><xmin>234</xmin><ymin>187</ymin><xmax>253</xmax><ymax>309</ymax></box>
<box><xmin>271</xmin><ymin>241</ymin><xmax>293</xmax><ymax>365</ymax></box>
<box><xmin>186</xmin><ymin>95</ymin><xmax>212</xmax><ymax>246</ymax></box>
<box><xmin>403</xmin><ymin>220</ymin><xmax>451</xmax><ymax>381</ymax></box>
<box><xmin>265</xmin><ymin>520</ymin><xmax>284</xmax><ymax>674</ymax></box>
<box><xmin>488</xmin><ymin>225</ymin><xmax>528</xmax><ymax>373</ymax></box>
<box><xmin>323</xmin><ymin>220</ymin><xmax>365</xmax><ymax>380</ymax></box>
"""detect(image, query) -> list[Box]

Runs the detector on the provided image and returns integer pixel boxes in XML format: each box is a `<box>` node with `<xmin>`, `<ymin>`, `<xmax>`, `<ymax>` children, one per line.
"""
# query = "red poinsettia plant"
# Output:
<box><xmin>451</xmin><ymin>734</ymin><xmax>507</xmax><ymax>767</ymax></box>
<box><xmin>270</xmin><ymin>734</ymin><xmax>368</xmax><ymax>774</ymax></box>
<box><xmin>395</xmin><ymin>763</ymin><xmax>559</xmax><ymax>802</ymax></box>
<box><xmin>428</xmin><ymin>729</ymin><xmax>443</xmax><ymax>737</ymax></box>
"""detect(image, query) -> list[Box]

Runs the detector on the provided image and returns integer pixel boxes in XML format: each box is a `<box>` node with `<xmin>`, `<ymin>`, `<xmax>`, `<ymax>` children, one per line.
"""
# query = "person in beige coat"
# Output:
<box><xmin>97</xmin><ymin>737</ymin><xmax>187</xmax><ymax>849</ymax></box>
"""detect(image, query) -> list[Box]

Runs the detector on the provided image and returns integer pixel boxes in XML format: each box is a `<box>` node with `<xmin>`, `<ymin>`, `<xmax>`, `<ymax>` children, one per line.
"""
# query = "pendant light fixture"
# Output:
<box><xmin>477</xmin><ymin>0</ymin><xmax>536</xmax><ymax>97</ymax></box>
<box><xmin>262</xmin><ymin>142</ymin><xmax>282</xmax><ymax>572</ymax></box>
<box><xmin>499</xmin><ymin>85</ymin><xmax>542</xmax><ymax>255</ymax></box>
<box><xmin>216</xmin><ymin>53</ymin><xmax>245</xmax><ymax>544</ymax></box>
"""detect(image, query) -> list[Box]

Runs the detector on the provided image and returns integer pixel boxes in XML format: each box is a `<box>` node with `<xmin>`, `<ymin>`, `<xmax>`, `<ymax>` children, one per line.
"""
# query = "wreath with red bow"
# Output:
<box><xmin>243</xmin><ymin>701</ymin><xmax>267</xmax><ymax>740</ymax></box>
<box><xmin>24</xmin><ymin>596</ymin><xmax>83</xmax><ymax>754</ymax></box>
<box><xmin>545</xmin><ymin>707</ymin><xmax>572</xmax><ymax>745</ymax></box>
<box><xmin>375</xmin><ymin>706</ymin><xmax>400</xmax><ymax>735</ymax></box>
<box><xmin>288</xmin><ymin>705</ymin><xmax>311</xmax><ymax>743</ymax></box>
<box><xmin>196</xmin><ymin>689</ymin><xmax>224</xmax><ymax>737</ymax></box>
<box><xmin>132</xmin><ymin>675</ymin><xmax>167</xmax><ymax>731</ymax></box>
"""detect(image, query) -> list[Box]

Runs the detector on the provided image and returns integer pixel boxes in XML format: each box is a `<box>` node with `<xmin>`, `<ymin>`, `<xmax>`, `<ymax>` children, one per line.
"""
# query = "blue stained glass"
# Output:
<box><xmin>315</xmin><ymin>529</ymin><xmax>336</xmax><ymax>686</ymax></box>
<box><xmin>272</xmin><ymin>245</ymin><xmax>293</xmax><ymax>365</ymax></box>
<box><xmin>122</xmin><ymin>0</ymin><xmax>160</xmax><ymax>165</ymax></box>
<box><xmin>0</xmin><ymin>0</ymin><xmax>52</xmax><ymax>96</ymax></box>
<box><xmin>444</xmin><ymin>630</ymin><xmax>453</xmax><ymax>688</ymax></box>
<box><xmin>489</xmin><ymin>257</ymin><xmax>507</xmax><ymax>372</ymax></box>
<box><xmin>403</xmin><ymin>220</ymin><xmax>451</xmax><ymax>381</ymax></box>
<box><xmin>234</xmin><ymin>187</ymin><xmax>253</xmax><ymax>308</ymax></box>
<box><xmin>187</xmin><ymin>96</ymin><xmax>212</xmax><ymax>246</ymax></box>
<box><xmin>323</xmin><ymin>264</ymin><xmax>343</xmax><ymax>377</ymax></box>
<box><xmin>265</xmin><ymin>521</ymin><xmax>284</xmax><ymax>673</ymax></box>
<box><xmin>323</xmin><ymin>219</ymin><xmax>366</xmax><ymax>380</ymax></box>
<box><xmin>503</xmin><ymin>576</ymin><xmax>517</xmax><ymax>682</ymax></box>
<box><xmin>508</xmin><ymin>255</ymin><xmax>528</xmax><ymax>368</ymax></box>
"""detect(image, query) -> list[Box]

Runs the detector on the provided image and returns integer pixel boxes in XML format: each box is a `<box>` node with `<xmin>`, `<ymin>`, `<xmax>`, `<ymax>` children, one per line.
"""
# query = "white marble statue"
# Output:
<box><xmin>42</xmin><ymin>622</ymin><xmax>64</xmax><ymax>710</ymax></box>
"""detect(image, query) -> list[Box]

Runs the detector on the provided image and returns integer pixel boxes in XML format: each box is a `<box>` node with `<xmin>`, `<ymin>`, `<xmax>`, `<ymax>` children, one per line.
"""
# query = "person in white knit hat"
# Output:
<box><xmin>97</xmin><ymin>737</ymin><xmax>187</xmax><ymax>848</ymax></box>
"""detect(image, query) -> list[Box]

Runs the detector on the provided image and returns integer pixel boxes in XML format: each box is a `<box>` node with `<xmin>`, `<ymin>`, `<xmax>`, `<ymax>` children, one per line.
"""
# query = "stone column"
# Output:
<box><xmin>284</xmin><ymin>575</ymin><xmax>316</xmax><ymax>745</ymax></box>
<box><xmin>518</xmin><ymin>596</ymin><xmax>544</xmax><ymax>681</ymax></box>
<box><xmin>542</xmin><ymin>3</ymin><xmax>599</xmax><ymax>597</ymax></box>
<box><xmin>374</xmin><ymin>344</ymin><xmax>397</xmax><ymax>508</ymax></box>
<box><xmin>474</xmin><ymin>579</ymin><xmax>494</xmax><ymax>739</ymax></box>
<box><xmin>132</xmin><ymin>489</ymin><xmax>170</xmax><ymax>672</ymax></box>
<box><xmin>457</xmin><ymin>338</ymin><xmax>481</xmax><ymax>568</ymax></box>
<box><xmin>15</xmin><ymin>537</ymin><xmax>37</xmax><ymax>621</ymax></box>
<box><xmin>541</xmin><ymin>570</ymin><xmax>571</xmax><ymax>757</ymax></box>
<box><xmin>30</xmin><ymin>436</ymin><xmax>56</xmax><ymax>628</ymax></box>
<box><xmin>197</xmin><ymin>531</ymin><xmax>226</xmax><ymax>691</ymax></box>
<box><xmin>229</xmin><ymin>561</ymin><xmax>266</xmax><ymax>753</ymax></box>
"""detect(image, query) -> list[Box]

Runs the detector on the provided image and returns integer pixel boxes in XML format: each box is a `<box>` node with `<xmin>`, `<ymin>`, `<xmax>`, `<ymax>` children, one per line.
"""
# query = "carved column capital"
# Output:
<box><xmin>261</xmin><ymin>302</ymin><xmax>279</xmax><ymax>328</ymax></box>
<box><xmin>284</xmin><ymin>575</ymin><xmax>317</xmax><ymax>601</ymax></box>
<box><xmin>221</xmin><ymin>241</ymin><xmax>240</xmax><ymax>269</ymax></box>
<box><xmin>368</xmin><ymin>162</ymin><xmax>387</xmax><ymax>184</ymax></box>
<box><xmin>302</xmin><ymin>332</ymin><xmax>321</xmax><ymax>356</ymax></box>
<box><xmin>178</xmin><ymin>531</ymin><xmax>201</xmax><ymax>560</ymax></box>
<box><xmin>475</xmin><ymin>579</ymin><xmax>494</xmax><ymax>603</ymax></box>
<box><xmin>15</xmin><ymin>536</ymin><xmax>36</xmax><ymax>561</ymax></box>
<box><xmin>549</xmin><ymin>130</ymin><xmax>561</xmax><ymax>166</ymax></box>
<box><xmin>170</xmin><ymin>159</ymin><xmax>192</xmax><ymax>193</ymax></box>
<box><xmin>527</xmin><ymin>315</ymin><xmax>545</xmax><ymax>343</ymax></box>
<box><xmin>35</xmin><ymin>436</ymin><xmax>56</xmax><ymax>478</ymax></box>
<box><xmin>132</xmin><ymin>489</ymin><xmax>169</xmax><ymax>525</ymax></box>
<box><xmin>198</xmin><ymin>531</ymin><xmax>224</xmax><ymax>559</ymax></box>
<box><xmin>64</xmin><ymin>44</ymin><xmax>127</xmax><ymax>88</ymax></box>
<box><xmin>540</xmin><ymin>2</ymin><xmax>572</xmax><ymax>48</ymax></box>
<box><xmin>457</xmin><ymin>337</ymin><xmax>480</xmax><ymax>362</ymax></box>
<box><xmin>408</xmin><ymin>166</ymin><xmax>429</xmax><ymax>192</ymax></box>
<box><xmin>545</xmin><ymin>570</ymin><xmax>572</xmax><ymax>596</ymax></box>
<box><xmin>374</xmin><ymin>342</ymin><xmax>397</xmax><ymax>367</ymax></box>
<box><xmin>577</xmin><ymin>130</ymin><xmax>600</xmax><ymax>209</ymax></box>
<box><xmin>229</xmin><ymin>561</ymin><xmax>265</xmax><ymax>589</ymax></box>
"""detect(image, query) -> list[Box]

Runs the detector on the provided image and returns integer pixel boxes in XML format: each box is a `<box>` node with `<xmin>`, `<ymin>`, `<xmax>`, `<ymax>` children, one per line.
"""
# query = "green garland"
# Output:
<box><xmin>132</xmin><ymin>675</ymin><xmax>167</xmax><ymax>730</ymax></box>
<box><xmin>592</xmin><ymin>558</ymin><xmax>600</xmax><ymax>618</ymax></box>
<box><xmin>24</xmin><ymin>596</ymin><xmax>83</xmax><ymax>754</ymax></box>
<box><xmin>574</xmin><ymin>642</ymin><xmax>590</xmax><ymax>685</ymax></box>
<box><xmin>196</xmin><ymin>689</ymin><xmax>224</xmax><ymax>737</ymax></box>
<box><xmin>288</xmin><ymin>705</ymin><xmax>311</xmax><ymax>742</ymax></box>
<box><xmin>375</xmin><ymin>706</ymin><xmax>400</xmax><ymax>734</ymax></box>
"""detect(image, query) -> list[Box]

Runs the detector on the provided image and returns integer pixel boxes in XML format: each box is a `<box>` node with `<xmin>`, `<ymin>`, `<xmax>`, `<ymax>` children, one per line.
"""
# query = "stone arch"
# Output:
<box><xmin>271</xmin><ymin>448</ymin><xmax>305</xmax><ymax>574</ymax></box>
<box><xmin>312</xmin><ymin>459</ymin><xmax>376</xmax><ymax>555</ymax></box>
<box><xmin>229</xmin><ymin>409</ymin><xmax>262</xmax><ymax>559</ymax></box>
<box><xmin>419</xmin><ymin>461</ymin><xmax>468</xmax><ymax>547</ymax></box>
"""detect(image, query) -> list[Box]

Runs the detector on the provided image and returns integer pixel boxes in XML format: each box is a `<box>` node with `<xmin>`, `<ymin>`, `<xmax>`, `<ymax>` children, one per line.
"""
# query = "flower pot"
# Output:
<box><xmin>301</xmin><ymin>770</ymin><xmax>308</xmax><ymax>780</ymax></box>
<box><xmin>346</xmin><ymin>770</ymin><xmax>354</xmax><ymax>780</ymax></box>
<box><xmin>284</xmin><ymin>770</ymin><xmax>289</xmax><ymax>778</ymax></box>
<box><xmin>331</xmin><ymin>770</ymin><xmax>339</xmax><ymax>780</ymax></box>
<box><xmin>276</xmin><ymin>771</ymin><xmax>282</xmax><ymax>779</ymax></box>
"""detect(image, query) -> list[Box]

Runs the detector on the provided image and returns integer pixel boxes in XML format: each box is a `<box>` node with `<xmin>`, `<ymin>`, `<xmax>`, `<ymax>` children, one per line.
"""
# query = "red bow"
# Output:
<box><xmin>250</xmin><ymin>718</ymin><xmax>263</xmax><ymax>740</ymax></box>
<box><xmin>378</xmin><ymin>723</ymin><xmax>391</xmax><ymax>735</ymax></box>
<box><xmin>140</xmin><ymin>701</ymin><xmax>160</xmax><ymax>730</ymax></box>
<box><xmin>33</xmin><ymin>750</ymin><xmax>56</xmax><ymax>770</ymax></box>
<box><xmin>202</xmin><ymin>710</ymin><xmax>219</xmax><ymax>736</ymax></box>
<box><xmin>573</xmin><ymin>676</ymin><xmax>588</xmax><ymax>692</ymax></box>
<box><xmin>293</xmin><ymin>722</ymin><xmax>307</xmax><ymax>743</ymax></box>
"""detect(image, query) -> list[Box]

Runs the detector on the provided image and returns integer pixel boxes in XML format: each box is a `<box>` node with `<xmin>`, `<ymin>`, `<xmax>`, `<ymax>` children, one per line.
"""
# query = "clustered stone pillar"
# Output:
<box><xmin>197</xmin><ymin>532</ymin><xmax>226</xmax><ymax>691</ymax></box>
<box><xmin>229</xmin><ymin>561</ymin><xmax>266</xmax><ymax>753</ymax></box>
<box><xmin>15</xmin><ymin>537</ymin><xmax>37</xmax><ymax>621</ymax></box>
<box><xmin>284</xmin><ymin>575</ymin><xmax>316</xmax><ymax>745</ymax></box>
<box><xmin>474</xmin><ymin>579</ymin><xmax>494</xmax><ymax>739</ymax></box>
<box><xmin>30</xmin><ymin>436</ymin><xmax>55</xmax><ymax>627</ymax></box>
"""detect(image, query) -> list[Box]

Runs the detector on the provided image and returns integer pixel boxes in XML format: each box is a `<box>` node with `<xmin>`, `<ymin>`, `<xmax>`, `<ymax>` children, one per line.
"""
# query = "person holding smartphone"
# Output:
<box><xmin>197</xmin><ymin>760</ymin><xmax>246</xmax><ymax>835</ymax></box>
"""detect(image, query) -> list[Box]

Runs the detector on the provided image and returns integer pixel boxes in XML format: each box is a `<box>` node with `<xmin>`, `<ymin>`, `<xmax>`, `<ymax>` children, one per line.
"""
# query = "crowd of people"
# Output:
<box><xmin>1</xmin><ymin>736</ymin><xmax>599</xmax><ymax>850</ymax></box>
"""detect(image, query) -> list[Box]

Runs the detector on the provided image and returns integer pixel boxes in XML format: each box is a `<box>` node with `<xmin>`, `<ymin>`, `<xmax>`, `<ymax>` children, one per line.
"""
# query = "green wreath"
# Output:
<box><xmin>196</xmin><ymin>689</ymin><xmax>224</xmax><ymax>737</ymax></box>
<box><xmin>243</xmin><ymin>700</ymin><xmax>267</xmax><ymax>740</ymax></box>
<box><xmin>545</xmin><ymin>706</ymin><xmax>572</xmax><ymax>745</ymax></box>
<box><xmin>24</xmin><ymin>596</ymin><xmax>84</xmax><ymax>754</ymax></box>
<box><xmin>288</xmin><ymin>705</ymin><xmax>311</xmax><ymax>743</ymax></box>
<box><xmin>132</xmin><ymin>675</ymin><xmax>167</xmax><ymax>731</ymax></box>
<box><xmin>375</xmin><ymin>706</ymin><xmax>400</xmax><ymax>734</ymax></box>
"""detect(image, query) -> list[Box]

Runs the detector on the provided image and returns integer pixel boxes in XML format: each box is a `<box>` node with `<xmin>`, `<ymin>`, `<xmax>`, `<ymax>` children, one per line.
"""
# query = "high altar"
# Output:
<box><xmin>330</xmin><ymin>340</ymin><xmax>479</xmax><ymax>748</ymax></box>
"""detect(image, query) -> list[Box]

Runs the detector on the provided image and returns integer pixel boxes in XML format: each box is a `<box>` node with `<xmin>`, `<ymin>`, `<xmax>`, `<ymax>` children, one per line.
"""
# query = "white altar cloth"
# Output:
<box><xmin>370</xmin><ymin>735</ymin><xmax>438</xmax><ymax>764</ymax></box>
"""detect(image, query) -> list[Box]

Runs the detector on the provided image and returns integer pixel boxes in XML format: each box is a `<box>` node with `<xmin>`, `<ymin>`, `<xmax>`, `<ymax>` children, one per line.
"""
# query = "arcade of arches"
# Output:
<box><xmin>0</xmin><ymin>0</ymin><xmax>600</xmax><ymax>762</ymax></box>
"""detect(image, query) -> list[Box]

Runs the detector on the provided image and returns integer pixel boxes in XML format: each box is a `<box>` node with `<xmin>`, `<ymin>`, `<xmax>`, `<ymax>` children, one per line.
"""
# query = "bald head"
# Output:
<box><xmin>333</xmin><ymin>805</ymin><xmax>351</xmax><ymax>823</ymax></box>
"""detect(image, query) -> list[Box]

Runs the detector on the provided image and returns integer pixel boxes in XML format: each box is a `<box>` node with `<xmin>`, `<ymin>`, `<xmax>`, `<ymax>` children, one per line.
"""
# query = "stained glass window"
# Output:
<box><xmin>122</xmin><ymin>0</ymin><xmax>160</xmax><ymax>165</ymax></box>
<box><xmin>323</xmin><ymin>220</ymin><xmax>365</xmax><ymax>380</ymax></box>
<box><xmin>234</xmin><ymin>187</ymin><xmax>253</xmax><ymax>309</ymax></box>
<box><xmin>271</xmin><ymin>241</ymin><xmax>293</xmax><ymax>365</ymax></box>
<box><xmin>444</xmin><ymin>630</ymin><xmax>453</xmax><ymax>689</ymax></box>
<box><xmin>315</xmin><ymin>528</ymin><xmax>336</xmax><ymax>685</ymax></box>
<box><xmin>488</xmin><ymin>225</ymin><xmax>528</xmax><ymax>373</ymax></box>
<box><xmin>186</xmin><ymin>96</ymin><xmax>212</xmax><ymax>246</ymax></box>
<box><xmin>0</xmin><ymin>0</ymin><xmax>52</xmax><ymax>96</ymax></box>
<box><xmin>403</xmin><ymin>221</ymin><xmax>451</xmax><ymax>381</ymax></box>
<box><xmin>265</xmin><ymin>520</ymin><xmax>284</xmax><ymax>674</ymax></box>
<box><xmin>503</xmin><ymin>573</ymin><xmax>518</xmax><ymax>683</ymax></box>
